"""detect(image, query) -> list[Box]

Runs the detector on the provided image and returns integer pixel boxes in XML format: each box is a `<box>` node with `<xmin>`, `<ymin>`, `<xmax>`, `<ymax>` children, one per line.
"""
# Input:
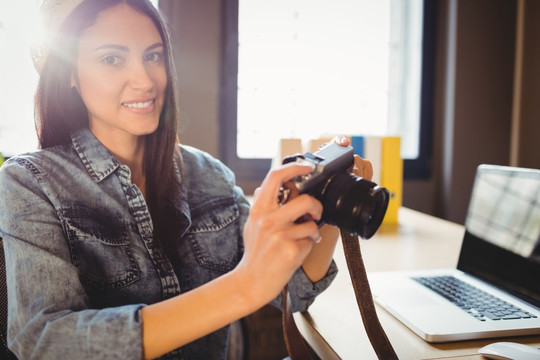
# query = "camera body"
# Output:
<box><xmin>280</xmin><ymin>143</ymin><xmax>389</xmax><ymax>239</ymax></box>
<box><xmin>282</xmin><ymin>142</ymin><xmax>356</xmax><ymax>194</ymax></box>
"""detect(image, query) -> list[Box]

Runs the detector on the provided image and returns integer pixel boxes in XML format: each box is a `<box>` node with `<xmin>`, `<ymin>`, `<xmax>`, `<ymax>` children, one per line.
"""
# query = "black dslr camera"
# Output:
<box><xmin>279</xmin><ymin>143</ymin><xmax>389</xmax><ymax>239</ymax></box>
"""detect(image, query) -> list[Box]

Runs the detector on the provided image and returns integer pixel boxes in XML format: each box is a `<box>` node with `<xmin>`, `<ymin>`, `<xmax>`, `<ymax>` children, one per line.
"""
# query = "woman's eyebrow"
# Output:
<box><xmin>94</xmin><ymin>44</ymin><xmax>129</xmax><ymax>52</ymax></box>
<box><xmin>92</xmin><ymin>43</ymin><xmax>164</xmax><ymax>52</ymax></box>
<box><xmin>146</xmin><ymin>42</ymin><xmax>164</xmax><ymax>52</ymax></box>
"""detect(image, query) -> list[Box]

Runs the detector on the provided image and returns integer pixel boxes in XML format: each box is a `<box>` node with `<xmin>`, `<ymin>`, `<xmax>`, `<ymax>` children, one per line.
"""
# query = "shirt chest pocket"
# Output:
<box><xmin>188</xmin><ymin>198</ymin><xmax>242</xmax><ymax>273</ymax></box>
<box><xmin>60</xmin><ymin>205</ymin><xmax>140</xmax><ymax>295</ymax></box>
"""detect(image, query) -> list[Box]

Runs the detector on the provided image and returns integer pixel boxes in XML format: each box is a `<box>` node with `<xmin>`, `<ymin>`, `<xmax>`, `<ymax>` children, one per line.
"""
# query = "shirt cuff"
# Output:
<box><xmin>272</xmin><ymin>260</ymin><xmax>339</xmax><ymax>312</ymax></box>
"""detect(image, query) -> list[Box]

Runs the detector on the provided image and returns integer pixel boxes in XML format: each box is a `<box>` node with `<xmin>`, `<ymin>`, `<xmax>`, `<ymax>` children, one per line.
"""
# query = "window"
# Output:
<box><xmin>220</xmin><ymin>0</ymin><xmax>436</xmax><ymax>181</ymax></box>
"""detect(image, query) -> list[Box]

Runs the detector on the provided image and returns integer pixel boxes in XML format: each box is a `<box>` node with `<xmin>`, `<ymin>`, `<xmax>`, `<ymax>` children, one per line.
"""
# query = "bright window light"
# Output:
<box><xmin>237</xmin><ymin>0</ymin><xmax>423</xmax><ymax>159</ymax></box>
<box><xmin>0</xmin><ymin>1</ymin><xmax>41</xmax><ymax>156</ymax></box>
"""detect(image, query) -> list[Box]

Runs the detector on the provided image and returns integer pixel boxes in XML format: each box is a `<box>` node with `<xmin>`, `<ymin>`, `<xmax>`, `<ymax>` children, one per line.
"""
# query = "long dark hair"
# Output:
<box><xmin>35</xmin><ymin>0</ymin><xmax>183</xmax><ymax>256</ymax></box>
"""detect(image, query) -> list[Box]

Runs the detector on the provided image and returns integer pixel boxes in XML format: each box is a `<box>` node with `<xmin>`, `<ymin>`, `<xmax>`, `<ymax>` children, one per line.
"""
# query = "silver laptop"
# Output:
<box><xmin>369</xmin><ymin>164</ymin><xmax>540</xmax><ymax>343</ymax></box>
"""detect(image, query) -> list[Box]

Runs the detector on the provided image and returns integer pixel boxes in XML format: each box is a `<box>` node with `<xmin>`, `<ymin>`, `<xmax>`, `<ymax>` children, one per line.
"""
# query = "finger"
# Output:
<box><xmin>267</xmin><ymin>221</ymin><xmax>320</xmax><ymax>259</ymax></box>
<box><xmin>275</xmin><ymin>193</ymin><xmax>323</xmax><ymax>225</ymax></box>
<box><xmin>331</xmin><ymin>135</ymin><xmax>350</xmax><ymax>147</ymax></box>
<box><xmin>276</xmin><ymin>233</ymin><xmax>316</xmax><ymax>268</ymax></box>
<box><xmin>281</xmin><ymin>220</ymin><xmax>321</xmax><ymax>244</ymax></box>
<box><xmin>253</xmin><ymin>187</ymin><xmax>262</xmax><ymax>202</ymax></box>
<box><xmin>254</xmin><ymin>163</ymin><xmax>314</xmax><ymax>209</ymax></box>
<box><xmin>353</xmin><ymin>155</ymin><xmax>374</xmax><ymax>181</ymax></box>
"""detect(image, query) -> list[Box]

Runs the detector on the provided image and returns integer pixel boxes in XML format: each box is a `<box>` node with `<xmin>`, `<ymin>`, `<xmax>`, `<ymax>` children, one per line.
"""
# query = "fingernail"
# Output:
<box><xmin>314</xmin><ymin>235</ymin><xmax>322</xmax><ymax>244</ymax></box>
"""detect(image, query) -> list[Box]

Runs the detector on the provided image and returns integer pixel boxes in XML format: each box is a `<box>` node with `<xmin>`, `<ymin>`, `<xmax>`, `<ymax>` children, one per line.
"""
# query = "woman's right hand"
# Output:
<box><xmin>235</xmin><ymin>162</ymin><xmax>323</xmax><ymax>307</ymax></box>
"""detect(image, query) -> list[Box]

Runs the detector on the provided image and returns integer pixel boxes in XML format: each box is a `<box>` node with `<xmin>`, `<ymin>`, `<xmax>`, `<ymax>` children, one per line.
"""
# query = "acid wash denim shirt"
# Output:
<box><xmin>0</xmin><ymin>128</ymin><xmax>338</xmax><ymax>360</ymax></box>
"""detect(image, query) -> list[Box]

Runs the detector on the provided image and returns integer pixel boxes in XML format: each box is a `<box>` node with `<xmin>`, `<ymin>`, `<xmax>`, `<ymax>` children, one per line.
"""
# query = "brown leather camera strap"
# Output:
<box><xmin>340</xmin><ymin>231</ymin><xmax>398</xmax><ymax>359</ymax></box>
<box><xmin>282</xmin><ymin>231</ymin><xmax>398</xmax><ymax>360</ymax></box>
<box><xmin>282</xmin><ymin>284</ymin><xmax>320</xmax><ymax>360</ymax></box>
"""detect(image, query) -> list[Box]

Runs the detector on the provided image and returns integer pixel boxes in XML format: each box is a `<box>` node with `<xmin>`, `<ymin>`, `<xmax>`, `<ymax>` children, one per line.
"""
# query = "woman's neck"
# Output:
<box><xmin>92</xmin><ymin>130</ymin><xmax>147</xmax><ymax>196</ymax></box>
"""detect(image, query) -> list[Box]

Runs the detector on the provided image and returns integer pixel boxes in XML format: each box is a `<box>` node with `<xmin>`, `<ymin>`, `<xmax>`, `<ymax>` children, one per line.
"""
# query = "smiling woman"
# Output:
<box><xmin>72</xmin><ymin>4</ymin><xmax>167</xmax><ymax>178</ymax></box>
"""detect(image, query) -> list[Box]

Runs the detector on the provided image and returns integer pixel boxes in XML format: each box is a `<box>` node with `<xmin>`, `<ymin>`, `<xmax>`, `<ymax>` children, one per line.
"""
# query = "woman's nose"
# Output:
<box><xmin>127</xmin><ymin>61</ymin><xmax>154</xmax><ymax>91</ymax></box>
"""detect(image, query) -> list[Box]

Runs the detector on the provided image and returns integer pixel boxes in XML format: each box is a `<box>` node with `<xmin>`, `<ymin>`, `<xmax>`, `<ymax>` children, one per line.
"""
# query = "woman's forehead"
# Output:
<box><xmin>79</xmin><ymin>3</ymin><xmax>162</xmax><ymax>48</ymax></box>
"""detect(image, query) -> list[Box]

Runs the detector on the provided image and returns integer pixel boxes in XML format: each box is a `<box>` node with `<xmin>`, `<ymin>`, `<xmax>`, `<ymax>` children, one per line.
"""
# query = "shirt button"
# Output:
<box><xmin>128</xmin><ymin>186</ymin><xmax>138</xmax><ymax>198</ymax></box>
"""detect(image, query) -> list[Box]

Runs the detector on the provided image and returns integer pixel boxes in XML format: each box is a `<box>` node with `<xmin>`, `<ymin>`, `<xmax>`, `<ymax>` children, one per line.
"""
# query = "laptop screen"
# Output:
<box><xmin>457</xmin><ymin>164</ymin><xmax>540</xmax><ymax>308</ymax></box>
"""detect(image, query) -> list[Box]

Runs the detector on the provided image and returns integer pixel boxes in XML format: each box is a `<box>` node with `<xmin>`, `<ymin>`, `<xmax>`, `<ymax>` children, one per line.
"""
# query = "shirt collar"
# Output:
<box><xmin>70</xmin><ymin>129</ymin><xmax>192</xmax><ymax>234</ymax></box>
<box><xmin>70</xmin><ymin>128</ymin><xmax>121</xmax><ymax>182</ymax></box>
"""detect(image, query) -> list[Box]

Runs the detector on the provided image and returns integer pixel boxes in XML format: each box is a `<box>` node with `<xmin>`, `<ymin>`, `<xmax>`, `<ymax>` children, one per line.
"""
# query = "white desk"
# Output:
<box><xmin>295</xmin><ymin>208</ymin><xmax>540</xmax><ymax>359</ymax></box>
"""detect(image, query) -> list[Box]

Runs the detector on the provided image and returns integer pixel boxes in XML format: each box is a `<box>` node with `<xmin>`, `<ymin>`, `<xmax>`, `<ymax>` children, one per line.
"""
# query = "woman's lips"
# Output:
<box><xmin>122</xmin><ymin>99</ymin><xmax>155</xmax><ymax>113</ymax></box>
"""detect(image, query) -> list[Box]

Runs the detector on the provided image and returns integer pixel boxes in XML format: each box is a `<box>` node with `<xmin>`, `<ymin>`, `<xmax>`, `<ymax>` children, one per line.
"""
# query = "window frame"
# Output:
<box><xmin>219</xmin><ymin>0</ymin><xmax>437</xmax><ymax>182</ymax></box>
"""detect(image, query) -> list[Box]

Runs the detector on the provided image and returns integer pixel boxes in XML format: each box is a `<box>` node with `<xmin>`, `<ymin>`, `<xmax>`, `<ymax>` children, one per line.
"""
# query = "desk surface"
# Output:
<box><xmin>295</xmin><ymin>208</ymin><xmax>540</xmax><ymax>360</ymax></box>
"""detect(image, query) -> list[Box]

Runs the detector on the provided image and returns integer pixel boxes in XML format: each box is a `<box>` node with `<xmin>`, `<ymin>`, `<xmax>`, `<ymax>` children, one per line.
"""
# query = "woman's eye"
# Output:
<box><xmin>102</xmin><ymin>55</ymin><xmax>122</xmax><ymax>65</ymax></box>
<box><xmin>145</xmin><ymin>52</ymin><xmax>163</xmax><ymax>63</ymax></box>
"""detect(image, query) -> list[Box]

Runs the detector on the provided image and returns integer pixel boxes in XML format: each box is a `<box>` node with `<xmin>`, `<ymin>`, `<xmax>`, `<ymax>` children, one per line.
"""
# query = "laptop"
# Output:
<box><xmin>368</xmin><ymin>164</ymin><xmax>540</xmax><ymax>343</ymax></box>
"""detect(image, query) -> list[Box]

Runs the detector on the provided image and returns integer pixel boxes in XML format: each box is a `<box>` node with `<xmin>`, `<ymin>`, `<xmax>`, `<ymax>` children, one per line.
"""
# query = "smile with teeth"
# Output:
<box><xmin>122</xmin><ymin>100</ymin><xmax>154</xmax><ymax>109</ymax></box>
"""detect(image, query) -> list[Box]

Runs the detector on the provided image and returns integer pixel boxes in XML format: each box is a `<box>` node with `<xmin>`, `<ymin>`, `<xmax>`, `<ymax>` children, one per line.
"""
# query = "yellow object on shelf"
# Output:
<box><xmin>380</xmin><ymin>136</ymin><xmax>403</xmax><ymax>224</ymax></box>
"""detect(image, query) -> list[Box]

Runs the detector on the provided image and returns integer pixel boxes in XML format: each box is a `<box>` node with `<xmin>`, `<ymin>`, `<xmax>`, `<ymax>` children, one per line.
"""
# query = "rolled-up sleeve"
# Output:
<box><xmin>272</xmin><ymin>260</ymin><xmax>338</xmax><ymax>313</ymax></box>
<box><xmin>0</xmin><ymin>159</ymin><xmax>144</xmax><ymax>360</ymax></box>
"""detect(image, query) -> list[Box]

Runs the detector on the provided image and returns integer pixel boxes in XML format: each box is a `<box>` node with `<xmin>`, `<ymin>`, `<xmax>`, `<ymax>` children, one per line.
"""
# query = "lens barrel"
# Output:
<box><xmin>315</xmin><ymin>173</ymin><xmax>389</xmax><ymax>239</ymax></box>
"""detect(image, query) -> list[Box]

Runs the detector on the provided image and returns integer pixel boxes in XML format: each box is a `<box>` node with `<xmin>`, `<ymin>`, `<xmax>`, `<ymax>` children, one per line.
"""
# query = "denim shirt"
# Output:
<box><xmin>0</xmin><ymin>128</ymin><xmax>337</xmax><ymax>360</ymax></box>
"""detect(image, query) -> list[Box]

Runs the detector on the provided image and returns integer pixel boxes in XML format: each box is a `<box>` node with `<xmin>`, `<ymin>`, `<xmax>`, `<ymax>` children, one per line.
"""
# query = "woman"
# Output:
<box><xmin>0</xmin><ymin>0</ymin><xmax>372</xmax><ymax>359</ymax></box>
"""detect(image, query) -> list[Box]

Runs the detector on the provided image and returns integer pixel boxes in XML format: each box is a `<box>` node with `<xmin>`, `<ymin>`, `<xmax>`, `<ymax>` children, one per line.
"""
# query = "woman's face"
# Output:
<box><xmin>72</xmin><ymin>4</ymin><xmax>167</xmax><ymax>145</ymax></box>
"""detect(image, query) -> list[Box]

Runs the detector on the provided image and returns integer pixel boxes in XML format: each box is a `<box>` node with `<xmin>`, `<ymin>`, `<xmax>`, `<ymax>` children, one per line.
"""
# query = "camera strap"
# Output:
<box><xmin>282</xmin><ymin>230</ymin><xmax>398</xmax><ymax>360</ymax></box>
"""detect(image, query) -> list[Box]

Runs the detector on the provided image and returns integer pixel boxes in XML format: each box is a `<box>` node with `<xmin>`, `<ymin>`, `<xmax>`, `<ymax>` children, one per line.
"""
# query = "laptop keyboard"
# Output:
<box><xmin>412</xmin><ymin>275</ymin><xmax>538</xmax><ymax>322</ymax></box>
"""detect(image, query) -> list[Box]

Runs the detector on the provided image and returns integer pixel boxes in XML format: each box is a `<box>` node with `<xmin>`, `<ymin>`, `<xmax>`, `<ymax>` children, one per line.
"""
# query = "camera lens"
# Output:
<box><xmin>316</xmin><ymin>173</ymin><xmax>389</xmax><ymax>239</ymax></box>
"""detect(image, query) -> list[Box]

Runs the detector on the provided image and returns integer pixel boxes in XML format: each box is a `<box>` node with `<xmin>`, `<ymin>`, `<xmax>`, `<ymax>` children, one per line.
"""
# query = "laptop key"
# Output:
<box><xmin>516</xmin><ymin>312</ymin><xmax>532</xmax><ymax>318</ymax></box>
<box><xmin>501</xmin><ymin>314</ymin><xmax>522</xmax><ymax>320</ymax></box>
<box><xmin>412</xmin><ymin>276</ymin><xmax>535</xmax><ymax>322</ymax></box>
<box><xmin>483</xmin><ymin>312</ymin><xmax>501</xmax><ymax>320</ymax></box>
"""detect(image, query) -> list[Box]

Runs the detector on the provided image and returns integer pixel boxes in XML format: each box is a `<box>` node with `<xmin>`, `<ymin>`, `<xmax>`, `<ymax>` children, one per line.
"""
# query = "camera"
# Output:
<box><xmin>279</xmin><ymin>143</ymin><xmax>389</xmax><ymax>239</ymax></box>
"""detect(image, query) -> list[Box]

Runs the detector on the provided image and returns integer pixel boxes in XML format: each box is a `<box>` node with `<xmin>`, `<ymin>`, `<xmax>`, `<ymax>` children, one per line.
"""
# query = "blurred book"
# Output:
<box><xmin>351</xmin><ymin>135</ymin><xmax>402</xmax><ymax>224</ymax></box>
